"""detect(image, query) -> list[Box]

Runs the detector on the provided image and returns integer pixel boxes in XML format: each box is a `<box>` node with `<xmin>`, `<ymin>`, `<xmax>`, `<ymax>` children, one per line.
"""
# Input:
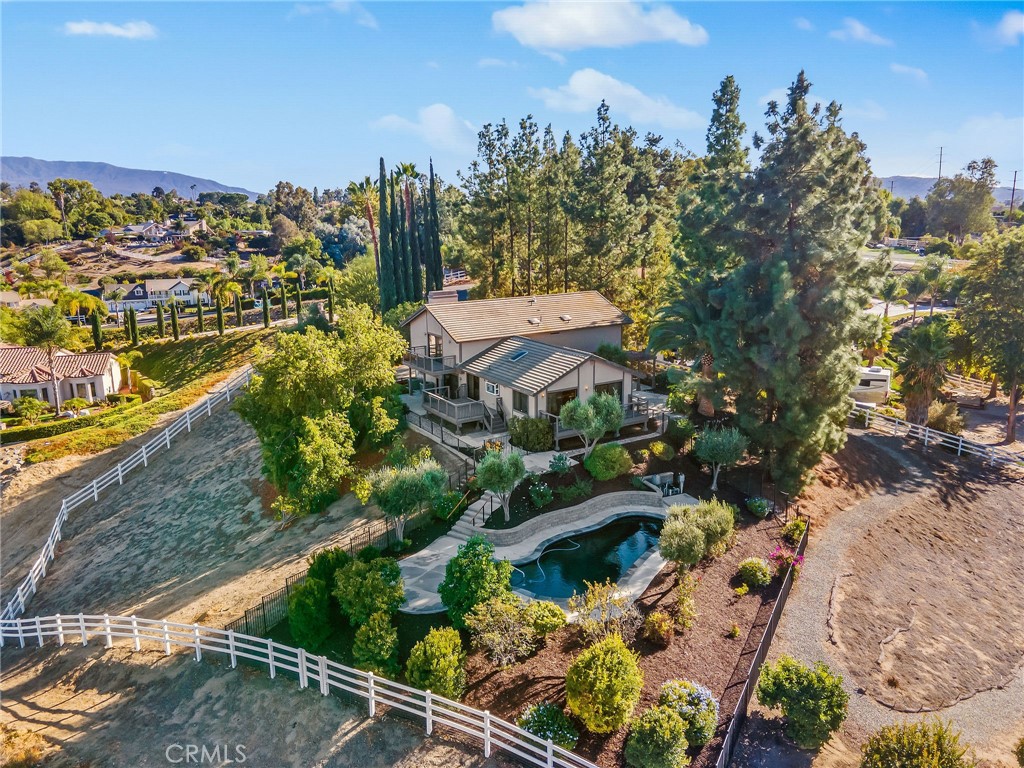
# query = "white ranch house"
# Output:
<box><xmin>402</xmin><ymin>291</ymin><xmax>652</xmax><ymax>440</ymax></box>
<box><xmin>0</xmin><ymin>345</ymin><xmax>122</xmax><ymax>407</ymax></box>
<box><xmin>105</xmin><ymin>278</ymin><xmax>209</xmax><ymax>313</ymax></box>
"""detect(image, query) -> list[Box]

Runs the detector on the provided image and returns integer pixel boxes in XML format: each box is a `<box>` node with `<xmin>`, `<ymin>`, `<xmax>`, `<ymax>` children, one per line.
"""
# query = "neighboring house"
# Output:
<box><xmin>167</xmin><ymin>218</ymin><xmax>209</xmax><ymax>242</ymax></box>
<box><xmin>0</xmin><ymin>291</ymin><xmax>55</xmax><ymax>310</ymax></box>
<box><xmin>0</xmin><ymin>345</ymin><xmax>122</xmax><ymax>407</ymax></box>
<box><xmin>104</xmin><ymin>278</ymin><xmax>208</xmax><ymax>312</ymax></box>
<box><xmin>403</xmin><ymin>292</ymin><xmax>650</xmax><ymax>437</ymax></box>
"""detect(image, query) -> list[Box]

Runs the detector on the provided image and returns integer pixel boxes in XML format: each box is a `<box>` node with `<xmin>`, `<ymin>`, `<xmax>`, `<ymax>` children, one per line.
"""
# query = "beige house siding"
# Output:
<box><xmin>527</xmin><ymin>325</ymin><xmax>622</xmax><ymax>353</ymax></box>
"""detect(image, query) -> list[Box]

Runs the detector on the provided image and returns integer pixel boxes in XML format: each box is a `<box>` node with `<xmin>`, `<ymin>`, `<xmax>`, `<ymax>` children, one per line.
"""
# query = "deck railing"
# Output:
<box><xmin>406</xmin><ymin>347</ymin><xmax>457</xmax><ymax>374</ymax></box>
<box><xmin>423</xmin><ymin>390</ymin><xmax>487</xmax><ymax>423</ymax></box>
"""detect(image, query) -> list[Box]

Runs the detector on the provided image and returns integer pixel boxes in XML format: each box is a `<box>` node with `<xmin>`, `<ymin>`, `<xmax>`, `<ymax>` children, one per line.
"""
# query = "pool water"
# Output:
<box><xmin>511</xmin><ymin>517</ymin><xmax>662</xmax><ymax>600</ymax></box>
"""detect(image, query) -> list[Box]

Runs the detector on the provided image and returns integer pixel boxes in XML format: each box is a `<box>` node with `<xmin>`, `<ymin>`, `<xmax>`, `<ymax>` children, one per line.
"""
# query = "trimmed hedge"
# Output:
<box><xmin>1</xmin><ymin>400</ymin><xmax>140</xmax><ymax>443</ymax></box>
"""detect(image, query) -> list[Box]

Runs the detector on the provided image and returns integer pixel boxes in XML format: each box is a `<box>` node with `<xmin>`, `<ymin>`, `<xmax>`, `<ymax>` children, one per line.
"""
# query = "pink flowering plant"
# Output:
<box><xmin>768</xmin><ymin>545</ymin><xmax>804</xmax><ymax>578</ymax></box>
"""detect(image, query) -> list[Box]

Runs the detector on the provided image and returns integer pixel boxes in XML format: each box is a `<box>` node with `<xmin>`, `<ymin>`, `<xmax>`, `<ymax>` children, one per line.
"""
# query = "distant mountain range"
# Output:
<box><xmin>0</xmin><ymin>157</ymin><xmax>259</xmax><ymax>200</ymax></box>
<box><xmin>876</xmin><ymin>175</ymin><xmax>1017</xmax><ymax>205</ymax></box>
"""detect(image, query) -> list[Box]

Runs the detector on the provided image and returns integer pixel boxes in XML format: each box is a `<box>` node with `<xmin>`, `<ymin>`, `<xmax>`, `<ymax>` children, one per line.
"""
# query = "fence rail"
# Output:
<box><xmin>944</xmin><ymin>372</ymin><xmax>991</xmax><ymax>396</ymax></box>
<box><xmin>849</xmin><ymin>403</ymin><xmax>1022</xmax><ymax>470</ymax></box>
<box><xmin>0</xmin><ymin>367</ymin><xmax>255</xmax><ymax>622</ymax></box>
<box><xmin>0</xmin><ymin>613</ymin><xmax>599</xmax><ymax>768</ymax></box>
<box><xmin>716</xmin><ymin>520</ymin><xmax>810</xmax><ymax>768</ymax></box>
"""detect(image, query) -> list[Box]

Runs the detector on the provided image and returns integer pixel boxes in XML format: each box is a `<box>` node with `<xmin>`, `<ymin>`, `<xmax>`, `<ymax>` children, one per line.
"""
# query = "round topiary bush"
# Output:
<box><xmin>405</xmin><ymin>627</ymin><xmax>466</xmax><ymax>700</ymax></box>
<box><xmin>524</xmin><ymin>600</ymin><xmax>567</xmax><ymax>638</ymax></box>
<box><xmin>584</xmin><ymin>443</ymin><xmax>634</xmax><ymax>481</ymax></box>
<box><xmin>517</xmin><ymin>702</ymin><xmax>579</xmax><ymax>750</ymax></box>
<box><xmin>737</xmin><ymin>557</ymin><xmax>773</xmax><ymax>588</ymax></box>
<box><xmin>861</xmin><ymin>719</ymin><xmax>974</xmax><ymax>768</ymax></box>
<box><xmin>566</xmin><ymin>634</ymin><xmax>644</xmax><ymax>734</ymax></box>
<box><xmin>333</xmin><ymin>557</ymin><xmax>405</xmax><ymax>624</ymax></box>
<box><xmin>658</xmin><ymin>680</ymin><xmax>719</xmax><ymax>747</ymax></box>
<box><xmin>352</xmin><ymin>611</ymin><xmax>399</xmax><ymax>677</ymax></box>
<box><xmin>659</xmin><ymin>516</ymin><xmax>706</xmax><ymax>567</ymax></box>
<box><xmin>756</xmin><ymin>655</ymin><xmax>848</xmax><ymax>749</ymax></box>
<box><xmin>625</xmin><ymin>705</ymin><xmax>690</xmax><ymax>768</ymax></box>
<box><xmin>287</xmin><ymin>576</ymin><xmax>332</xmax><ymax>651</ymax></box>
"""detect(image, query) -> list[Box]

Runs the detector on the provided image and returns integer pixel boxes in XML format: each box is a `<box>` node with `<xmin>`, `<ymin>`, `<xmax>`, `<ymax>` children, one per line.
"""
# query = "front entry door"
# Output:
<box><xmin>467</xmin><ymin>375</ymin><xmax>480</xmax><ymax>400</ymax></box>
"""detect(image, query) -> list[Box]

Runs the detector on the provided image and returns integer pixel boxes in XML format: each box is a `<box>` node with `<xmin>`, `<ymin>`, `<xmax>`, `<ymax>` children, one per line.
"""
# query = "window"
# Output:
<box><xmin>427</xmin><ymin>333</ymin><xmax>443</xmax><ymax>357</ymax></box>
<box><xmin>595</xmin><ymin>381</ymin><xmax>623</xmax><ymax>403</ymax></box>
<box><xmin>485</xmin><ymin>381</ymin><xmax>499</xmax><ymax>396</ymax></box>
<box><xmin>546</xmin><ymin>389</ymin><xmax>577</xmax><ymax>416</ymax></box>
<box><xmin>512</xmin><ymin>389</ymin><xmax>529</xmax><ymax>414</ymax></box>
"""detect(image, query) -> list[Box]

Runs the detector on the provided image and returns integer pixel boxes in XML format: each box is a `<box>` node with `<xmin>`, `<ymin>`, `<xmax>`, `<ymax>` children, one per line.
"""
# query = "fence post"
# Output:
<box><xmin>186</xmin><ymin>410</ymin><xmax>192</xmax><ymax>432</ymax></box>
<box><xmin>79</xmin><ymin>614</ymin><xmax>88</xmax><ymax>646</ymax></box>
<box><xmin>267</xmin><ymin>639</ymin><xmax>276</xmax><ymax>679</ymax></box>
<box><xmin>103</xmin><ymin>614</ymin><xmax>113</xmax><ymax>648</ymax></box>
<box><xmin>923</xmin><ymin>426</ymin><xmax>931</xmax><ymax>447</ymax></box>
<box><xmin>228</xmin><ymin>630</ymin><xmax>237</xmax><ymax>668</ymax></box>
<box><xmin>165</xmin><ymin>429</ymin><xmax>172</xmax><ymax>449</ymax></box>
<box><xmin>56</xmin><ymin>613</ymin><xmax>65</xmax><ymax>646</ymax></box>
<box><xmin>207</xmin><ymin>398</ymin><xmax>213</xmax><ymax>417</ymax></box>
<box><xmin>425</xmin><ymin>691</ymin><xmax>433</xmax><ymax>735</ymax></box>
<box><xmin>483</xmin><ymin>711</ymin><xmax>492</xmax><ymax>757</ymax></box>
<box><xmin>163</xmin><ymin>620</ymin><xmax>171</xmax><ymax>655</ymax></box>
<box><xmin>546</xmin><ymin>739</ymin><xmax>554</xmax><ymax>768</ymax></box>
<box><xmin>193</xmin><ymin>624</ymin><xmax>202</xmax><ymax>661</ymax></box>
<box><xmin>17</xmin><ymin>619</ymin><xmax>25</xmax><ymax>648</ymax></box>
<box><xmin>298</xmin><ymin>648</ymin><xmax>308</xmax><ymax>688</ymax></box>
<box><xmin>957</xmin><ymin>435</ymin><xmax>964</xmax><ymax>456</ymax></box>
<box><xmin>92</xmin><ymin>480</ymin><xmax>99</xmax><ymax>501</ymax></box>
<box><xmin>367</xmin><ymin>672</ymin><xmax>376</xmax><ymax>716</ymax></box>
<box><xmin>35</xmin><ymin>617</ymin><xmax>44</xmax><ymax>646</ymax></box>
<box><xmin>142</xmin><ymin>444</ymin><xmax>149</xmax><ymax>467</ymax></box>
<box><xmin>131</xmin><ymin>615</ymin><xmax>141</xmax><ymax>651</ymax></box>
<box><xmin>117</xmin><ymin>464</ymin><xmax>124</xmax><ymax>485</ymax></box>
<box><xmin>319</xmin><ymin>655</ymin><xmax>329</xmax><ymax>695</ymax></box>
<box><xmin>224</xmin><ymin>383</ymin><xmax>231</xmax><ymax>403</ymax></box>
<box><xmin>893</xmin><ymin>418</ymin><xmax>899</xmax><ymax>436</ymax></box>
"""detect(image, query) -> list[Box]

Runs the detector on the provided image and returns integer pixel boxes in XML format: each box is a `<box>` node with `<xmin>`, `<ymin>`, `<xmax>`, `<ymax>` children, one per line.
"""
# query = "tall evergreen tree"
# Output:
<box><xmin>170</xmin><ymin>301</ymin><xmax>180</xmax><ymax>340</ymax></box>
<box><xmin>216</xmin><ymin>295</ymin><xmax>225</xmax><ymax>335</ymax></box>
<box><xmin>377</xmin><ymin>158</ymin><xmax>397</xmax><ymax>313</ymax></box>
<box><xmin>398</xmin><ymin>183</ymin><xmax>414</xmax><ymax>300</ymax></box>
<box><xmin>428</xmin><ymin>159</ymin><xmax>444</xmax><ymax>292</ymax></box>
<box><xmin>408</xmin><ymin>186</ymin><xmax>424</xmax><ymax>301</ymax></box>
<box><xmin>156</xmin><ymin>302</ymin><xmax>165</xmax><ymax>337</ymax></box>
<box><xmin>234</xmin><ymin>292</ymin><xmax>243</xmax><ymax>327</ymax></box>
<box><xmin>91</xmin><ymin>309</ymin><xmax>103</xmax><ymax>350</ymax></box>
<box><xmin>196</xmin><ymin>298</ymin><xmax>205</xmax><ymax>333</ymax></box>
<box><xmin>389</xmin><ymin>172</ymin><xmax>407</xmax><ymax>305</ymax></box>
<box><xmin>327</xmin><ymin>275</ymin><xmax>336</xmax><ymax>322</ymax></box>
<box><xmin>295</xmin><ymin>284</ymin><xmax>303</xmax><ymax>315</ymax></box>
<box><xmin>261</xmin><ymin>286</ymin><xmax>271</xmax><ymax>328</ymax></box>
<box><xmin>279</xmin><ymin>282</ymin><xmax>289</xmax><ymax>320</ymax></box>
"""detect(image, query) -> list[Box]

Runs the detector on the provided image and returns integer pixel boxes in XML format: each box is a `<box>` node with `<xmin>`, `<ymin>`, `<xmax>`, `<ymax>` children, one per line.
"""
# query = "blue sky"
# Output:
<box><xmin>3</xmin><ymin>1</ymin><xmax>1022</xmax><ymax>194</ymax></box>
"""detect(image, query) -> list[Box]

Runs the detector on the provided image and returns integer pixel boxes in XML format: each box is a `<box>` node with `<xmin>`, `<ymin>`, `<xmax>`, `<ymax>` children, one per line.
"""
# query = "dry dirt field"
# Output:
<box><xmin>732</xmin><ymin>431</ymin><xmax>1024</xmax><ymax>768</ymax></box>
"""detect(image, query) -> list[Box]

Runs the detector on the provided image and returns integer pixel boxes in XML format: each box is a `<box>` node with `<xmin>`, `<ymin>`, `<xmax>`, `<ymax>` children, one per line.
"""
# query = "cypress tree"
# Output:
<box><xmin>91</xmin><ymin>310</ymin><xmax>103</xmax><ymax>351</ymax></box>
<box><xmin>327</xmin><ymin>276</ymin><xmax>336</xmax><ymax>322</ymax></box>
<box><xmin>399</xmin><ymin>182</ymin><xmax>414</xmax><ymax>300</ymax></box>
<box><xmin>428</xmin><ymin>159</ymin><xmax>444</xmax><ymax>292</ymax></box>
<box><xmin>390</xmin><ymin>172</ymin><xmax>407</xmax><ymax>305</ymax></box>
<box><xmin>234</xmin><ymin>292</ymin><xmax>243</xmax><ymax>327</ymax></box>
<box><xmin>216</xmin><ymin>294</ymin><xmax>225</xmax><ymax>336</ymax></box>
<box><xmin>378</xmin><ymin>157</ymin><xmax>397</xmax><ymax>313</ymax></box>
<box><xmin>197</xmin><ymin>298</ymin><xmax>205</xmax><ymax>333</ymax></box>
<box><xmin>295</xmin><ymin>284</ymin><xmax>303</xmax><ymax>315</ymax></box>
<box><xmin>279</xmin><ymin>282</ymin><xmax>289</xmax><ymax>319</ymax></box>
<box><xmin>170</xmin><ymin>301</ymin><xmax>180</xmax><ymax>341</ymax></box>
<box><xmin>128</xmin><ymin>307</ymin><xmax>139</xmax><ymax>344</ymax></box>
<box><xmin>409</xmin><ymin>189</ymin><xmax>424</xmax><ymax>301</ymax></box>
<box><xmin>156</xmin><ymin>302</ymin><xmax>165</xmax><ymax>338</ymax></box>
<box><xmin>261</xmin><ymin>286</ymin><xmax>271</xmax><ymax>328</ymax></box>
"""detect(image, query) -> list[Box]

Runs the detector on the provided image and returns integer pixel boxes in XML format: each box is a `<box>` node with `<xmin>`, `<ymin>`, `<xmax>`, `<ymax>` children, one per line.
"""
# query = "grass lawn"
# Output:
<box><xmin>23</xmin><ymin>328</ymin><xmax>275</xmax><ymax>463</ymax></box>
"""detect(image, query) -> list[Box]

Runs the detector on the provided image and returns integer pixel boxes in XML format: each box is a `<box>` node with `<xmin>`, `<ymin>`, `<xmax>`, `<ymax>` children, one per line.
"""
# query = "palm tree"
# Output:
<box><xmin>104</xmin><ymin>286</ymin><xmax>127</xmax><ymax>326</ymax></box>
<box><xmin>242</xmin><ymin>254</ymin><xmax>270</xmax><ymax>298</ymax></box>
<box><xmin>285</xmin><ymin>251</ymin><xmax>321</xmax><ymax>290</ymax></box>
<box><xmin>879</xmin><ymin>277</ymin><xmax>906</xmax><ymax>320</ymax></box>
<box><xmin>921</xmin><ymin>256</ymin><xmax>948</xmax><ymax>318</ymax></box>
<box><xmin>346</xmin><ymin>176</ymin><xmax>380</xmax><ymax>263</ymax></box>
<box><xmin>650</xmin><ymin>288</ymin><xmax>719</xmax><ymax>418</ymax></box>
<box><xmin>897</xmin><ymin>321</ymin><xmax>951</xmax><ymax>425</ymax></box>
<box><xmin>15</xmin><ymin>305</ymin><xmax>76</xmax><ymax>411</ymax></box>
<box><xmin>116</xmin><ymin>350</ymin><xmax>143</xmax><ymax>393</ymax></box>
<box><xmin>208</xmin><ymin>274</ymin><xmax>243</xmax><ymax>306</ymax></box>
<box><xmin>903</xmin><ymin>272</ymin><xmax>929</xmax><ymax>326</ymax></box>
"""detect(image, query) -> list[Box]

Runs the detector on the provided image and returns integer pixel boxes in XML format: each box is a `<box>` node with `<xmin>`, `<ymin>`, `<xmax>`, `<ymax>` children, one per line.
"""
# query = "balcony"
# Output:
<box><xmin>423</xmin><ymin>388</ymin><xmax>488</xmax><ymax>432</ymax></box>
<box><xmin>406</xmin><ymin>346</ymin><xmax>457</xmax><ymax>375</ymax></box>
<box><xmin>542</xmin><ymin>394</ymin><xmax>654</xmax><ymax>446</ymax></box>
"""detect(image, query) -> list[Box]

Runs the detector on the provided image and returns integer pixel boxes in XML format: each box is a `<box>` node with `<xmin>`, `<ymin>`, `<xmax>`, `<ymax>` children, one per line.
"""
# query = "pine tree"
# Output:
<box><xmin>170</xmin><ymin>301</ymin><xmax>180</xmax><ymax>340</ymax></box>
<box><xmin>91</xmin><ymin>309</ymin><xmax>103</xmax><ymax>350</ymax></box>
<box><xmin>234</xmin><ymin>292</ymin><xmax>243</xmax><ymax>327</ymax></box>
<box><xmin>279</xmin><ymin>282</ymin><xmax>289</xmax><ymax>320</ymax></box>
<box><xmin>428</xmin><ymin>159</ymin><xmax>444</xmax><ymax>292</ymax></box>
<box><xmin>514</xmin><ymin>116</ymin><xmax>541</xmax><ymax>295</ymax></box>
<box><xmin>556</xmin><ymin>131</ymin><xmax>580</xmax><ymax>293</ymax></box>
<box><xmin>196</xmin><ymin>298</ymin><xmax>205</xmax><ymax>333</ymax></box>
<box><xmin>377</xmin><ymin>158</ymin><xmax>397</xmax><ymax>313</ymax></box>
<box><xmin>156</xmin><ymin>302</ymin><xmax>165</xmax><ymax>337</ymax></box>
<box><xmin>216</xmin><ymin>295</ymin><xmax>225</xmax><ymax>335</ymax></box>
<box><xmin>261</xmin><ymin>286</ymin><xmax>271</xmax><ymax>328</ymax></box>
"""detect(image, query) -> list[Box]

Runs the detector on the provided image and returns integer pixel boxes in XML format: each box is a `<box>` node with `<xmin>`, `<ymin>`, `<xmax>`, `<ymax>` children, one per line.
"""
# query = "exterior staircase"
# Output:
<box><xmin>448</xmin><ymin>491</ymin><xmax>497</xmax><ymax>542</ymax></box>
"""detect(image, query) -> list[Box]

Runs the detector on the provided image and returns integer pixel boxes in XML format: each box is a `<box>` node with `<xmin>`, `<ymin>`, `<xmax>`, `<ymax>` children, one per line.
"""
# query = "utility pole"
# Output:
<box><xmin>937</xmin><ymin>147</ymin><xmax>943</xmax><ymax>181</ymax></box>
<box><xmin>1010</xmin><ymin>171</ymin><xmax>1019</xmax><ymax>218</ymax></box>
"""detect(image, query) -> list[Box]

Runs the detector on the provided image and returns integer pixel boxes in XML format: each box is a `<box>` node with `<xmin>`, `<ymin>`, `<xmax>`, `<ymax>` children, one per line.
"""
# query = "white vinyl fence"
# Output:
<box><xmin>944</xmin><ymin>372</ymin><xmax>991</xmax><ymax>396</ymax></box>
<box><xmin>0</xmin><ymin>613</ymin><xmax>598</xmax><ymax>768</ymax></box>
<box><xmin>850</xmin><ymin>403</ymin><xmax>1023</xmax><ymax>470</ymax></box>
<box><xmin>0</xmin><ymin>367</ymin><xmax>254</xmax><ymax>622</ymax></box>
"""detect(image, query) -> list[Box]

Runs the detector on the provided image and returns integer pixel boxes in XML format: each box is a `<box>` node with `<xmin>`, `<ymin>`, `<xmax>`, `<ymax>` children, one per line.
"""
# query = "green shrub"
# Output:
<box><xmin>625</xmin><ymin>706</ymin><xmax>690</xmax><ymax>768</ymax></box>
<box><xmin>307</xmin><ymin>547</ymin><xmax>352</xmax><ymax>585</ymax></box>
<box><xmin>737</xmin><ymin>558</ymin><xmax>773</xmax><ymax>588</ymax></box>
<box><xmin>508</xmin><ymin>416</ymin><xmax>554</xmax><ymax>452</ymax></box>
<box><xmin>356</xmin><ymin>545</ymin><xmax>382</xmax><ymax>563</ymax></box>
<box><xmin>517</xmin><ymin>703</ymin><xmax>579</xmax><ymax>751</ymax></box>
<box><xmin>659</xmin><ymin>517</ymin><xmax>706</xmax><ymax>567</ymax></box>
<box><xmin>548</xmin><ymin>453</ymin><xmax>571</xmax><ymax>476</ymax></box>
<box><xmin>631</xmin><ymin>475</ymin><xmax>649</xmax><ymax>490</ymax></box>
<box><xmin>432</xmin><ymin>490</ymin><xmax>465</xmax><ymax>521</ymax></box>
<box><xmin>1014</xmin><ymin>735</ymin><xmax>1024</xmax><ymax>767</ymax></box>
<box><xmin>596</xmin><ymin>343</ymin><xmax>629</xmax><ymax>365</ymax></box>
<box><xmin>567</xmin><ymin>579</ymin><xmax>642</xmax><ymax>643</ymax></box>
<box><xmin>665</xmin><ymin>417</ymin><xmax>696</xmax><ymax>449</ymax></box>
<box><xmin>566</xmin><ymin>634</ymin><xmax>644</xmax><ymax>734</ymax></box>
<box><xmin>523</xmin><ymin>600</ymin><xmax>566</xmax><ymax>638</ymax></box>
<box><xmin>405</xmin><ymin>627</ymin><xmax>466</xmax><ymax>699</ymax></box>
<box><xmin>529</xmin><ymin>480</ymin><xmax>554</xmax><ymax>508</ymax></box>
<box><xmin>1</xmin><ymin>400</ymin><xmax>139</xmax><ymax>443</ymax></box>
<box><xmin>692</xmin><ymin>499</ymin><xmax>735</xmax><ymax>552</ymax></box>
<box><xmin>333</xmin><ymin>557</ymin><xmax>405</xmax><ymax>625</ymax></box>
<box><xmin>746</xmin><ymin>497</ymin><xmax>771</xmax><ymax>518</ymax></box>
<box><xmin>756</xmin><ymin>655</ymin><xmax>848</xmax><ymax>749</ymax></box>
<box><xmin>584</xmin><ymin>443</ymin><xmax>634</xmax><ymax>481</ymax></box>
<box><xmin>676</xmin><ymin>572</ymin><xmax>698</xmax><ymax>630</ymax></box>
<box><xmin>781</xmin><ymin>519</ymin><xmax>807</xmax><ymax>546</ymax></box>
<box><xmin>438</xmin><ymin>535</ymin><xmax>513</xmax><ymax>629</ymax></box>
<box><xmin>556</xmin><ymin>477</ymin><xmax>593</xmax><ymax>502</ymax></box>
<box><xmin>641</xmin><ymin>611</ymin><xmax>674</xmax><ymax>647</ymax></box>
<box><xmin>861</xmin><ymin>719</ymin><xmax>975</xmax><ymax>768</ymax></box>
<box><xmin>352</xmin><ymin>611</ymin><xmax>399</xmax><ymax>677</ymax></box>
<box><xmin>649</xmin><ymin>440</ymin><xmax>675</xmax><ymax>461</ymax></box>
<box><xmin>927</xmin><ymin>401</ymin><xmax>966</xmax><ymax>435</ymax></box>
<box><xmin>287</xmin><ymin>577</ymin><xmax>332</xmax><ymax>650</ymax></box>
<box><xmin>658</xmin><ymin>680</ymin><xmax>719</xmax><ymax>747</ymax></box>
<box><xmin>465</xmin><ymin>595</ymin><xmax>538</xmax><ymax>668</ymax></box>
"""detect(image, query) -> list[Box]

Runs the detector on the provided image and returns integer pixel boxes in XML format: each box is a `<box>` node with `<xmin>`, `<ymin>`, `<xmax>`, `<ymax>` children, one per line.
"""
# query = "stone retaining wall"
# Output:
<box><xmin>480</xmin><ymin>490</ymin><xmax>664</xmax><ymax>547</ymax></box>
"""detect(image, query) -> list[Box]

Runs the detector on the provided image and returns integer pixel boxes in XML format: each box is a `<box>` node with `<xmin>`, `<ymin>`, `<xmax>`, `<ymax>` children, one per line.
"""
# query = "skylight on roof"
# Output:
<box><xmin>510</xmin><ymin>350</ymin><xmax>529</xmax><ymax>362</ymax></box>
<box><xmin>560</xmin><ymin>314</ymin><xmax>572</xmax><ymax>321</ymax></box>
<box><xmin>528</xmin><ymin>317</ymin><xmax>541</xmax><ymax>325</ymax></box>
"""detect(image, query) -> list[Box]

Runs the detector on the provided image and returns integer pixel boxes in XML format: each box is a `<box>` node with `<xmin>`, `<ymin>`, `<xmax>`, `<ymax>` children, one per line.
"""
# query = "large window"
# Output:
<box><xmin>595</xmin><ymin>380</ymin><xmax>623</xmax><ymax>404</ymax></box>
<box><xmin>546</xmin><ymin>388</ymin><xmax>577</xmax><ymax>416</ymax></box>
<box><xmin>512</xmin><ymin>389</ymin><xmax>529</xmax><ymax>414</ymax></box>
<box><xmin>427</xmin><ymin>333</ymin><xmax>443</xmax><ymax>357</ymax></box>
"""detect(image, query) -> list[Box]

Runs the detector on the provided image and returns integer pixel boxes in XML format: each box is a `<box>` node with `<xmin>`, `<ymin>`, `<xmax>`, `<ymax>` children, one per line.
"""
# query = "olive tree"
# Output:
<box><xmin>474</xmin><ymin>449</ymin><xmax>527</xmax><ymax>523</ymax></box>
<box><xmin>559</xmin><ymin>393</ymin><xmax>624</xmax><ymax>459</ymax></box>
<box><xmin>692</xmin><ymin>427</ymin><xmax>748</xmax><ymax>491</ymax></box>
<box><xmin>366</xmin><ymin>458</ymin><xmax>447</xmax><ymax>540</ymax></box>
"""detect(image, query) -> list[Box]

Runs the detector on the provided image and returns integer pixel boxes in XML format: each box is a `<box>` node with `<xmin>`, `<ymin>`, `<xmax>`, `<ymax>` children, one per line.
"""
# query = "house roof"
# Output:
<box><xmin>0</xmin><ymin>346</ymin><xmax>115</xmax><ymax>385</ymax></box>
<box><xmin>402</xmin><ymin>291</ymin><xmax>631</xmax><ymax>343</ymax></box>
<box><xmin>144</xmin><ymin>278</ymin><xmax>194</xmax><ymax>292</ymax></box>
<box><xmin>0</xmin><ymin>290</ymin><xmax>22</xmax><ymax>304</ymax></box>
<box><xmin>460</xmin><ymin>336</ymin><xmax>608</xmax><ymax>395</ymax></box>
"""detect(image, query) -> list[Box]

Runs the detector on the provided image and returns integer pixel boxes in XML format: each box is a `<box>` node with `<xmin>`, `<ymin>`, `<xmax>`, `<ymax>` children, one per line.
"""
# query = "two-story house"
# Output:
<box><xmin>402</xmin><ymin>291</ymin><xmax>651</xmax><ymax>440</ymax></box>
<box><xmin>104</xmin><ymin>279</ymin><xmax>208</xmax><ymax>313</ymax></box>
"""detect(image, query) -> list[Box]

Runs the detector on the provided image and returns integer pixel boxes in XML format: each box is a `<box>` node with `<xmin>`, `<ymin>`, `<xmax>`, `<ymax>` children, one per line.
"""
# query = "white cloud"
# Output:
<box><xmin>374</xmin><ymin>104</ymin><xmax>477</xmax><ymax>154</ymax></box>
<box><xmin>794</xmin><ymin>17</ymin><xmax>814</xmax><ymax>32</ymax></box>
<box><xmin>492</xmin><ymin>1</ymin><xmax>708</xmax><ymax>52</ymax></box>
<box><xmin>829</xmin><ymin>17</ymin><xmax>893</xmax><ymax>46</ymax></box>
<box><xmin>758</xmin><ymin>87</ymin><xmax>886</xmax><ymax>121</ymax></box>
<box><xmin>329</xmin><ymin>1</ymin><xmax>378</xmax><ymax>29</ymax></box>
<box><xmin>530</xmin><ymin>68</ymin><xmax>703</xmax><ymax>130</ymax></box>
<box><xmin>478</xmin><ymin>57</ymin><xmax>519</xmax><ymax>69</ymax></box>
<box><xmin>890</xmin><ymin>63</ymin><xmax>928</xmax><ymax>84</ymax></box>
<box><xmin>63</xmin><ymin>20</ymin><xmax>157</xmax><ymax>39</ymax></box>
<box><xmin>757</xmin><ymin>87</ymin><xmax>789</xmax><ymax>107</ymax></box>
<box><xmin>844</xmin><ymin>100</ymin><xmax>887</xmax><ymax>121</ymax></box>
<box><xmin>995</xmin><ymin>9</ymin><xmax>1024</xmax><ymax>46</ymax></box>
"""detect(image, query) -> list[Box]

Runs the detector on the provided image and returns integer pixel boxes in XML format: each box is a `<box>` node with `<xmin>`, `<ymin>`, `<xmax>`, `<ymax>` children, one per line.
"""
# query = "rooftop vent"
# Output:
<box><xmin>528</xmin><ymin>317</ymin><xmax>541</xmax><ymax>325</ymax></box>
<box><xmin>528</xmin><ymin>297</ymin><xmax>537</xmax><ymax>305</ymax></box>
<box><xmin>560</xmin><ymin>314</ymin><xmax>572</xmax><ymax>322</ymax></box>
<box><xmin>510</xmin><ymin>350</ymin><xmax>529</xmax><ymax>362</ymax></box>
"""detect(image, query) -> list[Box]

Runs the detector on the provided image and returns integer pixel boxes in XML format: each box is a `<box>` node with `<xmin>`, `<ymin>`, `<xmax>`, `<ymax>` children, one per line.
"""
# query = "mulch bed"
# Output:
<box><xmin>462</xmin><ymin>513</ymin><xmax>792</xmax><ymax>768</ymax></box>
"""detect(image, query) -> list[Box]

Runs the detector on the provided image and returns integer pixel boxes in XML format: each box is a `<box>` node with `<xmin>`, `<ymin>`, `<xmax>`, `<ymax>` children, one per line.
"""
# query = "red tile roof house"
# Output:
<box><xmin>0</xmin><ymin>345</ymin><xmax>123</xmax><ymax>409</ymax></box>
